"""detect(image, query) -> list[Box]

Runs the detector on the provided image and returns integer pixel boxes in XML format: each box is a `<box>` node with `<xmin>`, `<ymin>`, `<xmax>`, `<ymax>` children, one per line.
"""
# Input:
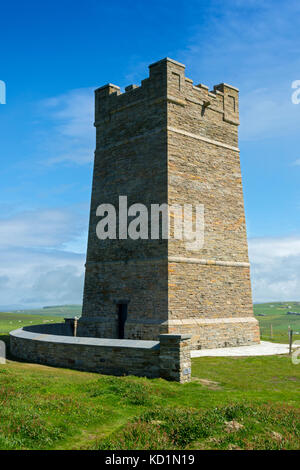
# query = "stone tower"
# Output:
<box><xmin>77</xmin><ymin>58</ymin><xmax>260</xmax><ymax>349</ymax></box>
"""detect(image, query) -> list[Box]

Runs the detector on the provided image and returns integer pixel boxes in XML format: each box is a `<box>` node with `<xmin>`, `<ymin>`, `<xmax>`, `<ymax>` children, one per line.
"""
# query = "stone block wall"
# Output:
<box><xmin>9</xmin><ymin>325</ymin><xmax>192</xmax><ymax>383</ymax></box>
<box><xmin>168</xmin><ymin>317</ymin><xmax>260</xmax><ymax>349</ymax></box>
<box><xmin>79</xmin><ymin>258</ymin><xmax>168</xmax><ymax>339</ymax></box>
<box><xmin>165</xmin><ymin>58</ymin><xmax>259</xmax><ymax>347</ymax></box>
<box><xmin>159</xmin><ymin>334</ymin><xmax>192</xmax><ymax>383</ymax></box>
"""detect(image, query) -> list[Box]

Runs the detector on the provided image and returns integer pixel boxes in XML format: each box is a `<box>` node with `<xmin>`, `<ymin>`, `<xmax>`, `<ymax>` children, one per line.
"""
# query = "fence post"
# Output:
<box><xmin>64</xmin><ymin>317</ymin><xmax>78</xmax><ymax>337</ymax></box>
<box><xmin>288</xmin><ymin>327</ymin><xmax>293</xmax><ymax>355</ymax></box>
<box><xmin>0</xmin><ymin>340</ymin><xmax>6</xmax><ymax>364</ymax></box>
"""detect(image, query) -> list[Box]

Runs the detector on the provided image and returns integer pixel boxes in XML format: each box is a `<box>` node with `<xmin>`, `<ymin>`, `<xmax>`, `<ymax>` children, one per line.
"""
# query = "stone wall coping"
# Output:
<box><xmin>95</xmin><ymin>83</ymin><xmax>120</xmax><ymax>92</ymax></box>
<box><xmin>149</xmin><ymin>57</ymin><xmax>186</xmax><ymax>69</ymax></box>
<box><xmin>10</xmin><ymin>328</ymin><xmax>160</xmax><ymax>350</ymax></box>
<box><xmin>214</xmin><ymin>82</ymin><xmax>240</xmax><ymax>92</ymax></box>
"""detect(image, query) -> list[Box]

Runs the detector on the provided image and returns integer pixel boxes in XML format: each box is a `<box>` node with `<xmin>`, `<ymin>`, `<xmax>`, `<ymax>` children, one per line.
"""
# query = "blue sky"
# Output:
<box><xmin>0</xmin><ymin>0</ymin><xmax>300</xmax><ymax>308</ymax></box>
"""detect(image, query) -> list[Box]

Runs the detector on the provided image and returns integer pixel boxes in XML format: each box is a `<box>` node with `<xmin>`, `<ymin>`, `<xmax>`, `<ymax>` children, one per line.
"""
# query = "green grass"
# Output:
<box><xmin>95</xmin><ymin>404</ymin><xmax>300</xmax><ymax>450</ymax></box>
<box><xmin>0</xmin><ymin>312</ymin><xmax>63</xmax><ymax>336</ymax></box>
<box><xmin>254</xmin><ymin>302</ymin><xmax>300</xmax><ymax>343</ymax></box>
<box><xmin>0</xmin><ymin>309</ymin><xmax>299</xmax><ymax>450</ymax></box>
<box><xmin>0</xmin><ymin>304</ymin><xmax>82</xmax><ymax>318</ymax></box>
<box><xmin>0</xmin><ymin>354</ymin><xmax>299</xmax><ymax>450</ymax></box>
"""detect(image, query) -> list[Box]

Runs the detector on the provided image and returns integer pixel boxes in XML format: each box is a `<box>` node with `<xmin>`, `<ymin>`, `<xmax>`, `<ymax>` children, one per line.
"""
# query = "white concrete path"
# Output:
<box><xmin>191</xmin><ymin>341</ymin><xmax>293</xmax><ymax>358</ymax></box>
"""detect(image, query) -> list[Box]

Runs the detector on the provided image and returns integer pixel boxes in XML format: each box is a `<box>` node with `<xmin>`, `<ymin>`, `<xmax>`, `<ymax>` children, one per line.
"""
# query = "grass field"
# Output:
<box><xmin>0</xmin><ymin>305</ymin><xmax>299</xmax><ymax>450</ymax></box>
<box><xmin>254</xmin><ymin>302</ymin><xmax>300</xmax><ymax>344</ymax></box>
<box><xmin>4</xmin><ymin>304</ymin><xmax>82</xmax><ymax>318</ymax></box>
<box><xmin>0</xmin><ymin>312</ymin><xmax>64</xmax><ymax>336</ymax></box>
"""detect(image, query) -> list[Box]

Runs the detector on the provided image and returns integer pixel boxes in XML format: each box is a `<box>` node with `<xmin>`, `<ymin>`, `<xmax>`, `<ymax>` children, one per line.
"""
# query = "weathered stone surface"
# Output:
<box><xmin>159</xmin><ymin>334</ymin><xmax>192</xmax><ymax>383</ymax></box>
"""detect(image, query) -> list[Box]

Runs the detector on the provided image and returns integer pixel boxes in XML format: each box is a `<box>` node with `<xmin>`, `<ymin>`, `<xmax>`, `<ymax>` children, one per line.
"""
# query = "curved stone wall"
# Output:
<box><xmin>9</xmin><ymin>325</ymin><xmax>192</xmax><ymax>382</ymax></box>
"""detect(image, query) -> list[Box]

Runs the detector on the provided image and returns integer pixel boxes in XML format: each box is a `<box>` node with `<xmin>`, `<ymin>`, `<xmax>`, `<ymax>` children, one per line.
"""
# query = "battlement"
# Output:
<box><xmin>95</xmin><ymin>58</ymin><xmax>239</xmax><ymax>126</ymax></box>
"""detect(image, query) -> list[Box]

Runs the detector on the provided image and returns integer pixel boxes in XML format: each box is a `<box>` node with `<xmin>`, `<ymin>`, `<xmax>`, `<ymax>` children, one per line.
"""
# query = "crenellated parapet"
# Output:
<box><xmin>94</xmin><ymin>58</ymin><xmax>239</xmax><ymax>129</ymax></box>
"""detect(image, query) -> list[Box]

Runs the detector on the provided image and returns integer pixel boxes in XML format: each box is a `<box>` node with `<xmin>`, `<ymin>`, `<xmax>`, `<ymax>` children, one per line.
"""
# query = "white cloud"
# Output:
<box><xmin>0</xmin><ymin>248</ymin><xmax>84</xmax><ymax>309</ymax></box>
<box><xmin>239</xmin><ymin>87</ymin><xmax>300</xmax><ymax>141</ymax></box>
<box><xmin>0</xmin><ymin>207</ymin><xmax>87</xmax><ymax>309</ymax></box>
<box><xmin>42</xmin><ymin>88</ymin><xmax>94</xmax><ymax>138</ymax></box>
<box><xmin>0</xmin><ymin>208</ymin><xmax>86</xmax><ymax>249</ymax></box>
<box><xmin>249</xmin><ymin>236</ymin><xmax>300</xmax><ymax>302</ymax></box>
<box><xmin>2</xmin><ymin>208</ymin><xmax>300</xmax><ymax>307</ymax></box>
<box><xmin>177</xmin><ymin>1</ymin><xmax>300</xmax><ymax>142</ymax></box>
<box><xmin>39</xmin><ymin>88</ymin><xmax>95</xmax><ymax>165</ymax></box>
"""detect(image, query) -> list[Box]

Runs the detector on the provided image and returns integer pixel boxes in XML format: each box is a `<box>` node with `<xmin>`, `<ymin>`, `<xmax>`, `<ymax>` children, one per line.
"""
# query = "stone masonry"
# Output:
<box><xmin>78</xmin><ymin>58</ymin><xmax>260</xmax><ymax>349</ymax></box>
<box><xmin>159</xmin><ymin>334</ymin><xmax>192</xmax><ymax>383</ymax></box>
<box><xmin>10</xmin><ymin>325</ymin><xmax>191</xmax><ymax>383</ymax></box>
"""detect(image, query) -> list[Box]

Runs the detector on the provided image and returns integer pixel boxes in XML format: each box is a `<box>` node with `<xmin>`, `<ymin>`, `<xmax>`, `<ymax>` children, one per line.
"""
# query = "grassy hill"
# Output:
<box><xmin>0</xmin><ymin>344</ymin><xmax>299</xmax><ymax>450</ymax></box>
<box><xmin>254</xmin><ymin>302</ymin><xmax>300</xmax><ymax>343</ymax></box>
<box><xmin>0</xmin><ymin>304</ymin><xmax>299</xmax><ymax>450</ymax></box>
<box><xmin>0</xmin><ymin>312</ymin><xmax>64</xmax><ymax>335</ymax></box>
<box><xmin>0</xmin><ymin>305</ymin><xmax>79</xmax><ymax>335</ymax></box>
<box><xmin>3</xmin><ymin>304</ymin><xmax>82</xmax><ymax>318</ymax></box>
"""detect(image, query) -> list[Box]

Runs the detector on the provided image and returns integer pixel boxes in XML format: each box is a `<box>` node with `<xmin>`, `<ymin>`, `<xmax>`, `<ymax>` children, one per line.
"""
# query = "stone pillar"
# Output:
<box><xmin>0</xmin><ymin>339</ymin><xmax>5</xmax><ymax>364</ymax></box>
<box><xmin>159</xmin><ymin>334</ymin><xmax>192</xmax><ymax>383</ymax></box>
<box><xmin>64</xmin><ymin>317</ymin><xmax>78</xmax><ymax>337</ymax></box>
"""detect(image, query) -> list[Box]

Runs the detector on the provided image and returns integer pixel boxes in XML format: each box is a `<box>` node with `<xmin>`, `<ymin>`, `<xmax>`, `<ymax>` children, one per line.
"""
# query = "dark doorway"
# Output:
<box><xmin>117</xmin><ymin>303</ymin><xmax>128</xmax><ymax>339</ymax></box>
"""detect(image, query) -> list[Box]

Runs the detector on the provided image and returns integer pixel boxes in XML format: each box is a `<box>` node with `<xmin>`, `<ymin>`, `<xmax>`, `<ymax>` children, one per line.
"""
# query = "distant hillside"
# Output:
<box><xmin>2</xmin><ymin>305</ymin><xmax>82</xmax><ymax>318</ymax></box>
<box><xmin>254</xmin><ymin>301</ymin><xmax>300</xmax><ymax>343</ymax></box>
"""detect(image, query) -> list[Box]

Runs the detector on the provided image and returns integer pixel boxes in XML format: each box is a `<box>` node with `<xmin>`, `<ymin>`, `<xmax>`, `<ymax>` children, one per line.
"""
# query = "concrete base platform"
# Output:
<box><xmin>191</xmin><ymin>341</ymin><xmax>293</xmax><ymax>358</ymax></box>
